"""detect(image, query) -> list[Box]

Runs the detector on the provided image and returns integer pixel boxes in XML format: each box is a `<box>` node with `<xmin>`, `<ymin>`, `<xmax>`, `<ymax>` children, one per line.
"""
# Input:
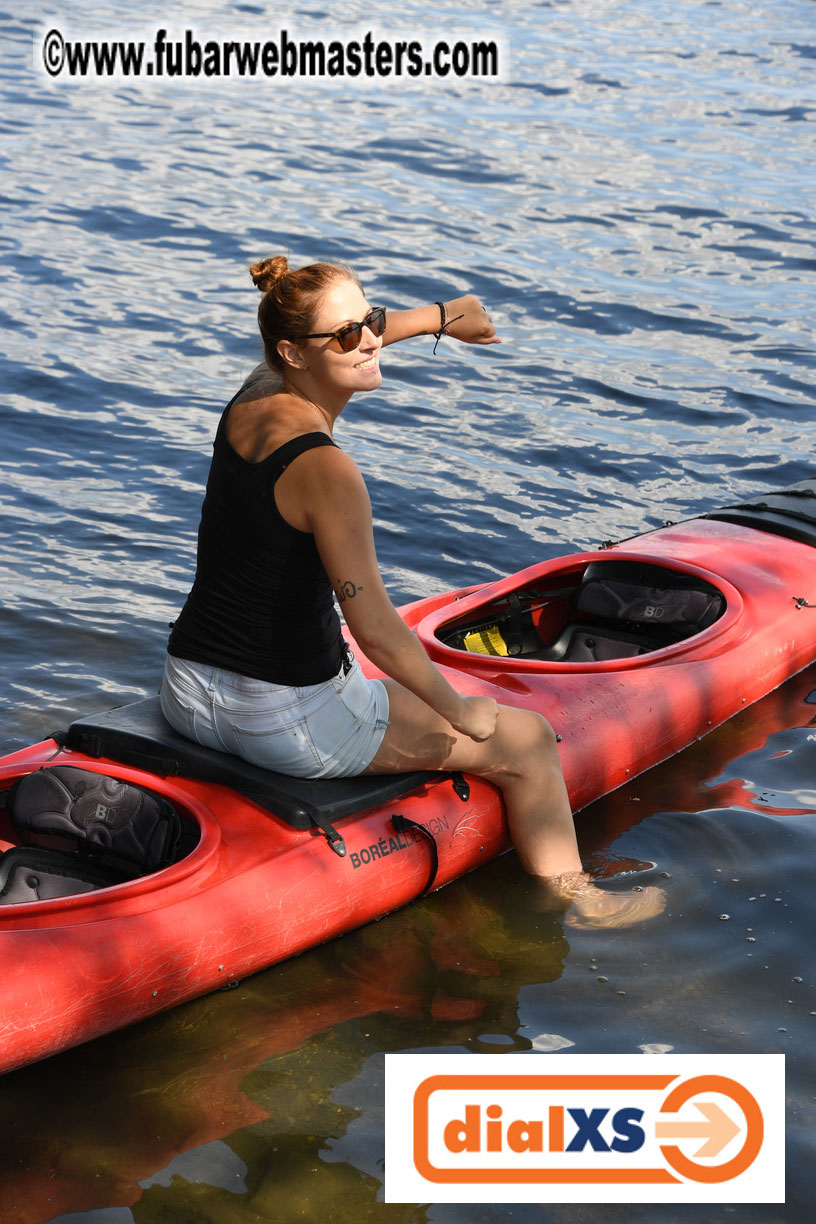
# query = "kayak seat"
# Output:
<box><xmin>58</xmin><ymin>698</ymin><xmax>441</xmax><ymax>833</ymax></box>
<box><xmin>531</xmin><ymin>561</ymin><xmax>725</xmax><ymax>661</ymax></box>
<box><xmin>568</xmin><ymin>561</ymin><xmax>723</xmax><ymax>647</ymax></box>
<box><xmin>533</xmin><ymin>623</ymin><xmax>658</xmax><ymax>663</ymax></box>
<box><xmin>0</xmin><ymin>845</ymin><xmax>128</xmax><ymax>906</ymax></box>
<box><xmin>6</xmin><ymin>763</ymin><xmax>189</xmax><ymax>872</ymax></box>
<box><xmin>529</xmin><ymin>563</ymin><xmax>694</xmax><ymax>660</ymax></box>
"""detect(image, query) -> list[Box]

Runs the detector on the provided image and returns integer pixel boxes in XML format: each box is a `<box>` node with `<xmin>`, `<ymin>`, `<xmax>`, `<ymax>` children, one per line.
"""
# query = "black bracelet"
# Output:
<box><xmin>432</xmin><ymin>300</ymin><xmax>447</xmax><ymax>355</ymax></box>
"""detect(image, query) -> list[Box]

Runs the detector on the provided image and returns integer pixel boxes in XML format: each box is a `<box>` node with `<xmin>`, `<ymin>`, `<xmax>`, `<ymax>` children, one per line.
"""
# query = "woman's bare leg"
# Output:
<box><xmin>365</xmin><ymin>679</ymin><xmax>666</xmax><ymax>925</ymax></box>
<box><xmin>365</xmin><ymin>679</ymin><xmax>582</xmax><ymax>878</ymax></box>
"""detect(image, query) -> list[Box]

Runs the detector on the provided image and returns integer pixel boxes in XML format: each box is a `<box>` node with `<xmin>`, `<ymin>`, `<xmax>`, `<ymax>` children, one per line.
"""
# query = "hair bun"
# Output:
<box><xmin>249</xmin><ymin>255</ymin><xmax>290</xmax><ymax>294</ymax></box>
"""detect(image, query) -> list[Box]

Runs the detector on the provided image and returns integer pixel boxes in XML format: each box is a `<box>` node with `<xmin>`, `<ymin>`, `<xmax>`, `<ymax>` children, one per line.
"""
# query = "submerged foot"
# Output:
<box><xmin>563</xmin><ymin>877</ymin><xmax>667</xmax><ymax>930</ymax></box>
<box><xmin>528</xmin><ymin>871</ymin><xmax>667</xmax><ymax>929</ymax></box>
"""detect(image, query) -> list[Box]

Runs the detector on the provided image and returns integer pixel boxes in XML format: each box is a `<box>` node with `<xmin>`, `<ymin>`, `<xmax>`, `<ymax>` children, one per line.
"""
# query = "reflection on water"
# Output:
<box><xmin>2</xmin><ymin>0</ymin><xmax>815</xmax><ymax>1220</ymax></box>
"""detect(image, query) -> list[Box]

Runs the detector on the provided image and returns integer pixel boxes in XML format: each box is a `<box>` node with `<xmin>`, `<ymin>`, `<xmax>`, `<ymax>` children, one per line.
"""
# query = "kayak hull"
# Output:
<box><xmin>2</xmin><ymin>496</ymin><xmax>816</xmax><ymax>1075</ymax></box>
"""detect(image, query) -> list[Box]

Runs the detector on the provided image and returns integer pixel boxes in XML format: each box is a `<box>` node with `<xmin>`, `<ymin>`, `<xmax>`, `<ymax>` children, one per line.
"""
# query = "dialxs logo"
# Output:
<box><xmin>384</xmin><ymin>1054</ymin><xmax>784</xmax><ymax>1204</ymax></box>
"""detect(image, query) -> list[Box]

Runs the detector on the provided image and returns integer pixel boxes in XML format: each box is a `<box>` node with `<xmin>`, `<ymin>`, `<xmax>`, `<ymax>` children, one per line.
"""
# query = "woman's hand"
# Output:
<box><xmin>452</xmin><ymin>695</ymin><xmax>499</xmax><ymax>742</ymax></box>
<box><xmin>442</xmin><ymin>295</ymin><xmax>501</xmax><ymax>346</ymax></box>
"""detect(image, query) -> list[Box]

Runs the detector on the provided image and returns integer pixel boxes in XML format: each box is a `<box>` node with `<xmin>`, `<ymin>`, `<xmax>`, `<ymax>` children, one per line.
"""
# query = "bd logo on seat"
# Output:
<box><xmin>384</xmin><ymin>1054</ymin><xmax>784</xmax><ymax>1204</ymax></box>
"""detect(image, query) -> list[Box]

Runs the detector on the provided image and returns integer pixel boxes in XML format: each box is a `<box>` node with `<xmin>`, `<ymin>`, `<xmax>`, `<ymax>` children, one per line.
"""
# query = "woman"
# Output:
<box><xmin>161</xmin><ymin>256</ymin><xmax>663</xmax><ymax>917</ymax></box>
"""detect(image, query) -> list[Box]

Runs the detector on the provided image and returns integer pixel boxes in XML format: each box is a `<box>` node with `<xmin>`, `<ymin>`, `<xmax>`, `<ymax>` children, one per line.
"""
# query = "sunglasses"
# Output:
<box><xmin>300</xmin><ymin>306</ymin><xmax>387</xmax><ymax>353</ymax></box>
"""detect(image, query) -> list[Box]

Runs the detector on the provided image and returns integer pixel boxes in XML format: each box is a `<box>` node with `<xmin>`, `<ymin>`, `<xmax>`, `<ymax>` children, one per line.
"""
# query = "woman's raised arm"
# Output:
<box><xmin>382</xmin><ymin>294</ymin><xmax>501</xmax><ymax>348</ymax></box>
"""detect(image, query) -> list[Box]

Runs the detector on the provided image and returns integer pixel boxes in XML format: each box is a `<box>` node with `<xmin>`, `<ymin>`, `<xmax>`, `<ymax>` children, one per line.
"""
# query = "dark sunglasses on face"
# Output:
<box><xmin>300</xmin><ymin>306</ymin><xmax>387</xmax><ymax>353</ymax></box>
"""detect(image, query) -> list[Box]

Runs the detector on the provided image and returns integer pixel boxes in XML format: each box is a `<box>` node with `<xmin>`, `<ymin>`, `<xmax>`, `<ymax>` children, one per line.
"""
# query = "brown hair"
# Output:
<box><xmin>248</xmin><ymin>255</ymin><xmax>359</xmax><ymax>371</ymax></box>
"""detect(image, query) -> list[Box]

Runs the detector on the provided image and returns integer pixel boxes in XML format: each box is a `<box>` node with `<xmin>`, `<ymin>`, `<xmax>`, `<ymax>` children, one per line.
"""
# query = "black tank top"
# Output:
<box><xmin>168</xmin><ymin>398</ymin><xmax>344</xmax><ymax>685</ymax></box>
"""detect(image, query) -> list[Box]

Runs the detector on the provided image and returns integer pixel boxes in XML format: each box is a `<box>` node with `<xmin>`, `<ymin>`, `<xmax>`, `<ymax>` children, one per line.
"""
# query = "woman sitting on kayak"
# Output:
<box><xmin>160</xmin><ymin>255</ymin><xmax>661</xmax><ymax>914</ymax></box>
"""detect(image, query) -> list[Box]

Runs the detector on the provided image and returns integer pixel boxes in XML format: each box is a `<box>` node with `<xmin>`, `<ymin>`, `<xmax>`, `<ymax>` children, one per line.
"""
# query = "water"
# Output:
<box><xmin>1</xmin><ymin>0</ymin><xmax>815</xmax><ymax>1219</ymax></box>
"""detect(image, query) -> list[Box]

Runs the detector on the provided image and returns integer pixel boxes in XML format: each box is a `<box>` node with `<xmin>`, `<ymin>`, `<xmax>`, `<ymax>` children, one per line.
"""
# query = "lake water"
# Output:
<box><xmin>1</xmin><ymin>1</ymin><xmax>815</xmax><ymax>1221</ymax></box>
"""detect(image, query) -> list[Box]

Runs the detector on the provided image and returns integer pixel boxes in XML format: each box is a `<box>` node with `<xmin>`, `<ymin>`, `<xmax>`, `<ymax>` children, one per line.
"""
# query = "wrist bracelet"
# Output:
<box><xmin>432</xmin><ymin>300</ymin><xmax>447</xmax><ymax>355</ymax></box>
<box><xmin>431</xmin><ymin>304</ymin><xmax>466</xmax><ymax>355</ymax></box>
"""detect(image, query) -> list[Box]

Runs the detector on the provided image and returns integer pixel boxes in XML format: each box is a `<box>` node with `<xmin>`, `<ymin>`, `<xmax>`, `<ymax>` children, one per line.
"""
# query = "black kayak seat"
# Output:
<box><xmin>60</xmin><ymin>698</ymin><xmax>440</xmax><ymax>833</ymax></box>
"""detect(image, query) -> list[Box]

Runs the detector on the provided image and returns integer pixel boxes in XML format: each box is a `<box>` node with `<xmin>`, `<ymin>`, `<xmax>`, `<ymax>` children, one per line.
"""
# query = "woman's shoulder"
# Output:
<box><xmin>275</xmin><ymin>441</ymin><xmax>368</xmax><ymax>534</ymax></box>
<box><xmin>225</xmin><ymin>389</ymin><xmax>330</xmax><ymax>465</ymax></box>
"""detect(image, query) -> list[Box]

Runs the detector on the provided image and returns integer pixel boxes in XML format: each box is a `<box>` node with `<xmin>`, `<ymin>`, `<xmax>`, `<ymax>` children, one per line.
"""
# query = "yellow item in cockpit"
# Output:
<box><xmin>462</xmin><ymin>624</ymin><xmax>509</xmax><ymax>656</ymax></box>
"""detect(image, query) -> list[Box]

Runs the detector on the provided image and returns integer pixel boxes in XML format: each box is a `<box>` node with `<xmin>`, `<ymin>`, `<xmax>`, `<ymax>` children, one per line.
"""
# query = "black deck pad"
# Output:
<box><xmin>61</xmin><ymin>698</ymin><xmax>439</xmax><ymax>831</ymax></box>
<box><xmin>704</xmin><ymin>478</ymin><xmax>816</xmax><ymax>547</ymax></box>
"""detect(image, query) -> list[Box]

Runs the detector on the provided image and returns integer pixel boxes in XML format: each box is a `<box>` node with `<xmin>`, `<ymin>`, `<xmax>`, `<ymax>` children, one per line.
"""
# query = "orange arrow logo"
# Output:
<box><xmin>655</xmin><ymin>1101</ymin><xmax>741</xmax><ymax>1158</ymax></box>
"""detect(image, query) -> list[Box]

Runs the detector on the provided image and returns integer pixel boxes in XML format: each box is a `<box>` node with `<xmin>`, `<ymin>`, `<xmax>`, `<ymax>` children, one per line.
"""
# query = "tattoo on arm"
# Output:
<box><xmin>336</xmin><ymin>579</ymin><xmax>363</xmax><ymax>603</ymax></box>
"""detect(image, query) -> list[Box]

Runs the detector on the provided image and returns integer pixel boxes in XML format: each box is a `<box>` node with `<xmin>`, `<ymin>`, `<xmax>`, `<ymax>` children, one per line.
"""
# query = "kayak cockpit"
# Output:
<box><xmin>424</xmin><ymin>555</ymin><xmax>734</xmax><ymax>671</ymax></box>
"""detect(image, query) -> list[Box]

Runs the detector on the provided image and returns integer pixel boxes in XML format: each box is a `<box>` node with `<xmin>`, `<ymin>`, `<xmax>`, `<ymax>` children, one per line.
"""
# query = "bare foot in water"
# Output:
<box><xmin>529</xmin><ymin>872</ymin><xmax>667</xmax><ymax>929</ymax></box>
<box><xmin>563</xmin><ymin>876</ymin><xmax>667</xmax><ymax>930</ymax></box>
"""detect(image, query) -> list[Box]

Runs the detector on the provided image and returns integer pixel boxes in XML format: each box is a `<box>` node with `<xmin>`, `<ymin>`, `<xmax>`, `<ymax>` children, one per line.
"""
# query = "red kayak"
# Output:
<box><xmin>1</xmin><ymin>482</ymin><xmax>815</xmax><ymax>1075</ymax></box>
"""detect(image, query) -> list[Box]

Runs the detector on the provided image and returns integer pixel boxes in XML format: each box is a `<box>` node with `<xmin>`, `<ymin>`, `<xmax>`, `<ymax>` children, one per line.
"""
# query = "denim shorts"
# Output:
<box><xmin>159</xmin><ymin>651</ymin><xmax>390</xmax><ymax>779</ymax></box>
